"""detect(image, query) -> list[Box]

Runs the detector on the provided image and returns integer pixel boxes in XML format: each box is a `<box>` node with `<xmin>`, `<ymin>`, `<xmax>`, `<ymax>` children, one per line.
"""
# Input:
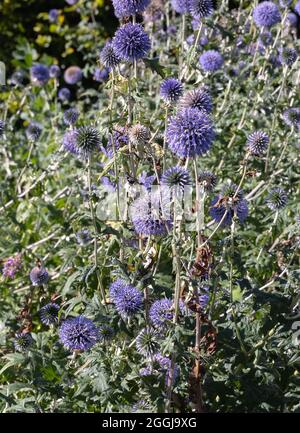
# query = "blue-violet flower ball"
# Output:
<box><xmin>64</xmin><ymin>66</ymin><xmax>82</xmax><ymax>85</ymax></box>
<box><xmin>189</xmin><ymin>0</ymin><xmax>214</xmax><ymax>19</ymax></box>
<box><xmin>246</xmin><ymin>130</ymin><xmax>269</xmax><ymax>156</ymax></box>
<box><xmin>161</xmin><ymin>166</ymin><xmax>191</xmax><ymax>190</ymax></box>
<box><xmin>253</xmin><ymin>1</ymin><xmax>281</xmax><ymax>28</ymax></box>
<box><xmin>210</xmin><ymin>183</ymin><xmax>249</xmax><ymax>226</ymax></box>
<box><xmin>26</xmin><ymin>122</ymin><xmax>42</xmax><ymax>141</ymax></box>
<box><xmin>178</xmin><ymin>87</ymin><xmax>213</xmax><ymax>113</ymax></box>
<box><xmin>14</xmin><ymin>332</ymin><xmax>34</xmax><ymax>352</ymax></box>
<box><xmin>62</xmin><ymin>130</ymin><xmax>80</xmax><ymax>155</ymax></box>
<box><xmin>199</xmin><ymin>50</ymin><xmax>224</xmax><ymax>72</ymax></box>
<box><xmin>30</xmin><ymin>266</ymin><xmax>50</xmax><ymax>286</ymax></box>
<box><xmin>59</xmin><ymin>315</ymin><xmax>99</xmax><ymax>351</ymax></box>
<box><xmin>39</xmin><ymin>303</ymin><xmax>60</xmax><ymax>326</ymax></box>
<box><xmin>100</xmin><ymin>42</ymin><xmax>121</xmax><ymax>69</ymax></box>
<box><xmin>58</xmin><ymin>87</ymin><xmax>71</xmax><ymax>102</ymax></box>
<box><xmin>266</xmin><ymin>187</ymin><xmax>288</xmax><ymax>211</ymax></box>
<box><xmin>283</xmin><ymin>108</ymin><xmax>300</xmax><ymax>131</ymax></box>
<box><xmin>49</xmin><ymin>64</ymin><xmax>61</xmax><ymax>78</ymax></box>
<box><xmin>160</xmin><ymin>78</ymin><xmax>183</xmax><ymax>104</ymax></box>
<box><xmin>112</xmin><ymin>0</ymin><xmax>151</xmax><ymax>18</ymax></box>
<box><xmin>31</xmin><ymin>64</ymin><xmax>50</xmax><ymax>85</ymax></box>
<box><xmin>63</xmin><ymin>108</ymin><xmax>79</xmax><ymax>126</ymax></box>
<box><xmin>112</xmin><ymin>23</ymin><xmax>151</xmax><ymax>62</ymax></box>
<box><xmin>171</xmin><ymin>0</ymin><xmax>190</xmax><ymax>14</ymax></box>
<box><xmin>278</xmin><ymin>47</ymin><xmax>298</xmax><ymax>66</ymax></box>
<box><xmin>113</xmin><ymin>283</ymin><xmax>143</xmax><ymax>318</ymax></box>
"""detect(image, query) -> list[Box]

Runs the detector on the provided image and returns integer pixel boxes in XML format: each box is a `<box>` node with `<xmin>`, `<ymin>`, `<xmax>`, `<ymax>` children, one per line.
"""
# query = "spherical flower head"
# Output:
<box><xmin>113</xmin><ymin>283</ymin><xmax>143</xmax><ymax>318</ymax></box>
<box><xmin>49</xmin><ymin>9</ymin><xmax>59</xmax><ymax>23</ymax></box>
<box><xmin>14</xmin><ymin>332</ymin><xmax>33</xmax><ymax>352</ymax></box>
<box><xmin>279</xmin><ymin>0</ymin><xmax>292</xmax><ymax>8</ymax></box>
<box><xmin>161</xmin><ymin>166</ymin><xmax>191</xmax><ymax>190</ymax></box>
<box><xmin>64</xmin><ymin>66</ymin><xmax>82</xmax><ymax>85</ymax></box>
<box><xmin>253</xmin><ymin>1</ymin><xmax>281</xmax><ymax>28</ymax></box>
<box><xmin>39</xmin><ymin>303</ymin><xmax>60</xmax><ymax>326</ymax></box>
<box><xmin>29</xmin><ymin>266</ymin><xmax>49</xmax><ymax>286</ymax></box>
<box><xmin>62</xmin><ymin>130</ymin><xmax>80</xmax><ymax>155</ymax></box>
<box><xmin>98</xmin><ymin>324</ymin><xmax>114</xmax><ymax>343</ymax></box>
<box><xmin>171</xmin><ymin>0</ymin><xmax>190</xmax><ymax>14</ymax></box>
<box><xmin>0</xmin><ymin>120</ymin><xmax>5</xmax><ymax>136</ymax></box>
<box><xmin>189</xmin><ymin>0</ymin><xmax>214</xmax><ymax>19</ymax></box>
<box><xmin>266</xmin><ymin>187</ymin><xmax>288</xmax><ymax>211</ymax></box>
<box><xmin>246</xmin><ymin>130</ymin><xmax>269</xmax><ymax>156</ymax></box>
<box><xmin>295</xmin><ymin>1</ymin><xmax>300</xmax><ymax>16</ymax></box>
<box><xmin>198</xmin><ymin>170</ymin><xmax>217</xmax><ymax>192</ymax></box>
<box><xmin>283</xmin><ymin>108</ymin><xmax>300</xmax><ymax>131</ymax></box>
<box><xmin>287</xmin><ymin>12</ymin><xmax>298</xmax><ymax>27</ymax></box>
<box><xmin>76</xmin><ymin>229</ymin><xmax>92</xmax><ymax>245</ymax></box>
<box><xmin>109</xmin><ymin>278</ymin><xmax>128</xmax><ymax>301</ymax></box>
<box><xmin>136</xmin><ymin>328</ymin><xmax>160</xmax><ymax>357</ymax></box>
<box><xmin>129</xmin><ymin>124</ymin><xmax>150</xmax><ymax>146</ymax></box>
<box><xmin>141</xmin><ymin>353</ymin><xmax>179</xmax><ymax>384</ymax></box>
<box><xmin>26</xmin><ymin>122</ymin><xmax>42</xmax><ymax>141</ymax></box>
<box><xmin>59</xmin><ymin>315</ymin><xmax>99</xmax><ymax>351</ymax></box>
<box><xmin>58</xmin><ymin>87</ymin><xmax>71</xmax><ymax>102</ymax></box>
<box><xmin>31</xmin><ymin>64</ymin><xmax>50</xmax><ymax>85</ymax></box>
<box><xmin>210</xmin><ymin>183</ymin><xmax>249</xmax><ymax>226</ymax></box>
<box><xmin>199</xmin><ymin>50</ymin><xmax>224</xmax><ymax>72</ymax></box>
<box><xmin>166</xmin><ymin>108</ymin><xmax>215</xmax><ymax>158</ymax></box>
<box><xmin>279</xmin><ymin>47</ymin><xmax>298</xmax><ymax>66</ymax></box>
<box><xmin>74</xmin><ymin>126</ymin><xmax>101</xmax><ymax>157</ymax></box>
<box><xmin>2</xmin><ymin>254</ymin><xmax>22</xmax><ymax>279</ymax></box>
<box><xmin>112</xmin><ymin>0</ymin><xmax>151</xmax><ymax>18</ymax></box>
<box><xmin>149</xmin><ymin>298</ymin><xmax>184</xmax><ymax>329</ymax></box>
<box><xmin>160</xmin><ymin>78</ymin><xmax>183</xmax><ymax>104</ymax></box>
<box><xmin>130</xmin><ymin>190</ymin><xmax>172</xmax><ymax>235</ymax></box>
<box><xmin>63</xmin><ymin>108</ymin><xmax>79</xmax><ymax>126</ymax></box>
<box><xmin>49</xmin><ymin>64</ymin><xmax>61</xmax><ymax>78</ymax></box>
<box><xmin>179</xmin><ymin>87</ymin><xmax>213</xmax><ymax>114</ymax></box>
<box><xmin>112</xmin><ymin>23</ymin><xmax>151</xmax><ymax>62</ymax></box>
<box><xmin>138</xmin><ymin>172</ymin><xmax>155</xmax><ymax>191</ymax></box>
<box><xmin>94</xmin><ymin>67</ymin><xmax>110</xmax><ymax>83</ymax></box>
<box><xmin>100</xmin><ymin>42</ymin><xmax>121</xmax><ymax>69</ymax></box>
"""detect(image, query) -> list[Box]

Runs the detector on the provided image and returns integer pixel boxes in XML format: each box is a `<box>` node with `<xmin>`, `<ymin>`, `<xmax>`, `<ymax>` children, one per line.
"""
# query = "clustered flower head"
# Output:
<box><xmin>63</xmin><ymin>108</ymin><xmax>79</xmax><ymax>126</ymax></box>
<box><xmin>246</xmin><ymin>130</ymin><xmax>269</xmax><ymax>156</ymax></box>
<box><xmin>14</xmin><ymin>332</ymin><xmax>33</xmax><ymax>352</ymax></box>
<box><xmin>149</xmin><ymin>298</ymin><xmax>184</xmax><ymax>329</ymax></box>
<box><xmin>179</xmin><ymin>87</ymin><xmax>213</xmax><ymax>114</ymax></box>
<box><xmin>2</xmin><ymin>254</ymin><xmax>22</xmax><ymax>279</ymax></box>
<box><xmin>109</xmin><ymin>279</ymin><xmax>143</xmax><ymax>318</ymax></box>
<box><xmin>31</xmin><ymin>64</ymin><xmax>50</xmax><ymax>85</ymax></box>
<box><xmin>58</xmin><ymin>87</ymin><xmax>71</xmax><ymax>102</ymax></box>
<box><xmin>112</xmin><ymin>0</ymin><xmax>151</xmax><ymax>18</ymax></box>
<box><xmin>26</xmin><ymin>122</ymin><xmax>43</xmax><ymax>141</ymax></box>
<box><xmin>171</xmin><ymin>0</ymin><xmax>190</xmax><ymax>15</ymax></box>
<box><xmin>189</xmin><ymin>0</ymin><xmax>214</xmax><ymax>18</ymax></box>
<box><xmin>59</xmin><ymin>315</ymin><xmax>99</xmax><ymax>351</ymax></box>
<box><xmin>39</xmin><ymin>303</ymin><xmax>60</xmax><ymax>326</ymax></box>
<box><xmin>100</xmin><ymin>42</ymin><xmax>121</xmax><ymax>69</ymax></box>
<box><xmin>210</xmin><ymin>182</ymin><xmax>249</xmax><ymax>226</ymax></box>
<box><xmin>74</xmin><ymin>126</ymin><xmax>101</xmax><ymax>157</ymax></box>
<box><xmin>136</xmin><ymin>328</ymin><xmax>160</xmax><ymax>356</ymax></box>
<box><xmin>266</xmin><ymin>187</ymin><xmax>288</xmax><ymax>211</ymax></box>
<box><xmin>283</xmin><ymin>108</ymin><xmax>300</xmax><ymax>131</ymax></box>
<box><xmin>166</xmin><ymin>107</ymin><xmax>215</xmax><ymax>158</ymax></box>
<box><xmin>49</xmin><ymin>64</ymin><xmax>61</xmax><ymax>78</ymax></box>
<box><xmin>64</xmin><ymin>66</ymin><xmax>82</xmax><ymax>85</ymax></box>
<box><xmin>199</xmin><ymin>50</ymin><xmax>224</xmax><ymax>72</ymax></box>
<box><xmin>198</xmin><ymin>170</ymin><xmax>217</xmax><ymax>192</ymax></box>
<box><xmin>29</xmin><ymin>265</ymin><xmax>50</xmax><ymax>286</ymax></box>
<box><xmin>98</xmin><ymin>324</ymin><xmax>114</xmax><ymax>343</ymax></box>
<box><xmin>161</xmin><ymin>166</ymin><xmax>191</xmax><ymax>190</ymax></box>
<box><xmin>253</xmin><ymin>1</ymin><xmax>281</xmax><ymax>28</ymax></box>
<box><xmin>63</xmin><ymin>130</ymin><xmax>80</xmax><ymax>155</ymax></box>
<box><xmin>160</xmin><ymin>78</ymin><xmax>183</xmax><ymax>104</ymax></box>
<box><xmin>144</xmin><ymin>0</ymin><xmax>164</xmax><ymax>22</ymax></box>
<box><xmin>130</xmin><ymin>190</ymin><xmax>172</xmax><ymax>235</ymax></box>
<box><xmin>140</xmin><ymin>353</ymin><xmax>179</xmax><ymax>384</ymax></box>
<box><xmin>278</xmin><ymin>47</ymin><xmax>298</xmax><ymax>66</ymax></box>
<box><xmin>129</xmin><ymin>124</ymin><xmax>150</xmax><ymax>146</ymax></box>
<box><xmin>112</xmin><ymin>23</ymin><xmax>151</xmax><ymax>62</ymax></box>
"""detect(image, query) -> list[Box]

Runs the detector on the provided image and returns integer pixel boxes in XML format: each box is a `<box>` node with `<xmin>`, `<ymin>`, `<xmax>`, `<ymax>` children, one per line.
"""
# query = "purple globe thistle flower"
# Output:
<box><xmin>112</xmin><ymin>0</ymin><xmax>151</xmax><ymax>18</ymax></box>
<box><xmin>160</xmin><ymin>78</ymin><xmax>183</xmax><ymax>104</ymax></box>
<box><xmin>59</xmin><ymin>315</ymin><xmax>99</xmax><ymax>351</ymax></box>
<box><xmin>76</xmin><ymin>229</ymin><xmax>92</xmax><ymax>245</ymax></box>
<box><xmin>98</xmin><ymin>324</ymin><xmax>114</xmax><ymax>343</ymax></box>
<box><xmin>278</xmin><ymin>47</ymin><xmax>298</xmax><ymax>66</ymax></box>
<box><xmin>62</xmin><ymin>130</ymin><xmax>80</xmax><ymax>155</ymax></box>
<box><xmin>246</xmin><ymin>131</ymin><xmax>269</xmax><ymax>156</ymax></box>
<box><xmin>29</xmin><ymin>266</ymin><xmax>50</xmax><ymax>286</ymax></box>
<box><xmin>94</xmin><ymin>67</ymin><xmax>110</xmax><ymax>83</ymax></box>
<box><xmin>112</xmin><ymin>23</ymin><xmax>151</xmax><ymax>62</ymax></box>
<box><xmin>26</xmin><ymin>122</ymin><xmax>42</xmax><ymax>141</ymax></box>
<box><xmin>130</xmin><ymin>190</ymin><xmax>172</xmax><ymax>236</ymax></box>
<box><xmin>283</xmin><ymin>108</ymin><xmax>300</xmax><ymax>131</ymax></box>
<box><xmin>58</xmin><ymin>87</ymin><xmax>71</xmax><ymax>102</ymax></box>
<box><xmin>149</xmin><ymin>298</ymin><xmax>184</xmax><ymax>329</ymax></box>
<box><xmin>166</xmin><ymin>108</ymin><xmax>215</xmax><ymax>158</ymax></box>
<box><xmin>189</xmin><ymin>0</ymin><xmax>214</xmax><ymax>19</ymax></box>
<box><xmin>49</xmin><ymin>64</ymin><xmax>61</xmax><ymax>78</ymax></box>
<box><xmin>266</xmin><ymin>187</ymin><xmax>288</xmax><ymax>211</ymax></box>
<box><xmin>287</xmin><ymin>12</ymin><xmax>298</xmax><ymax>27</ymax></box>
<box><xmin>198</xmin><ymin>170</ymin><xmax>217</xmax><ymax>192</ymax></box>
<box><xmin>136</xmin><ymin>328</ymin><xmax>160</xmax><ymax>357</ymax></box>
<box><xmin>171</xmin><ymin>0</ymin><xmax>190</xmax><ymax>14</ymax></box>
<box><xmin>49</xmin><ymin>9</ymin><xmax>59</xmax><ymax>23</ymax></box>
<box><xmin>74</xmin><ymin>126</ymin><xmax>101</xmax><ymax>157</ymax></box>
<box><xmin>63</xmin><ymin>108</ymin><xmax>79</xmax><ymax>126</ymax></box>
<box><xmin>14</xmin><ymin>332</ymin><xmax>33</xmax><ymax>352</ymax></box>
<box><xmin>2</xmin><ymin>254</ymin><xmax>22</xmax><ymax>279</ymax></box>
<box><xmin>253</xmin><ymin>1</ymin><xmax>281</xmax><ymax>28</ymax></box>
<box><xmin>64</xmin><ymin>66</ymin><xmax>82</xmax><ymax>85</ymax></box>
<box><xmin>138</xmin><ymin>172</ymin><xmax>156</xmax><ymax>191</ymax></box>
<box><xmin>0</xmin><ymin>120</ymin><xmax>5</xmax><ymax>136</ymax></box>
<box><xmin>178</xmin><ymin>87</ymin><xmax>213</xmax><ymax>114</ymax></box>
<box><xmin>140</xmin><ymin>353</ymin><xmax>179</xmax><ymax>383</ymax></box>
<box><xmin>161</xmin><ymin>166</ymin><xmax>191</xmax><ymax>190</ymax></box>
<box><xmin>109</xmin><ymin>278</ymin><xmax>128</xmax><ymax>302</ymax></box>
<box><xmin>39</xmin><ymin>303</ymin><xmax>60</xmax><ymax>325</ymax></box>
<box><xmin>113</xmin><ymin>283</ymin><xmax>143</xmax><ymax>318</ymax></box>
<box><xmin>129</xmin><ymin>124</ymin><xmax>150</xmax><ymax>146</ymax></box>
<box><xmin>210</xmin><ymin>183</ymin><xmax>249</xmax><ymax>226</ymax></box>
<box><xmin>100</xmin><ymin>42</ymin><xmax>121</xmax><ymax>69</ymax></box>
<box><xmin>31</xmin><ymin>64</ymin><xmax>50</xmax><ymax>85</ymax></box>
<box><xmin>295</xmin><ymin>1</ymin><xmax>300</xmax><ymax>16</ymax></box>
<box><xmin>199</xmin><ymin>50</ymin><xmax>224</xmax><ymax>72</ymax></box>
